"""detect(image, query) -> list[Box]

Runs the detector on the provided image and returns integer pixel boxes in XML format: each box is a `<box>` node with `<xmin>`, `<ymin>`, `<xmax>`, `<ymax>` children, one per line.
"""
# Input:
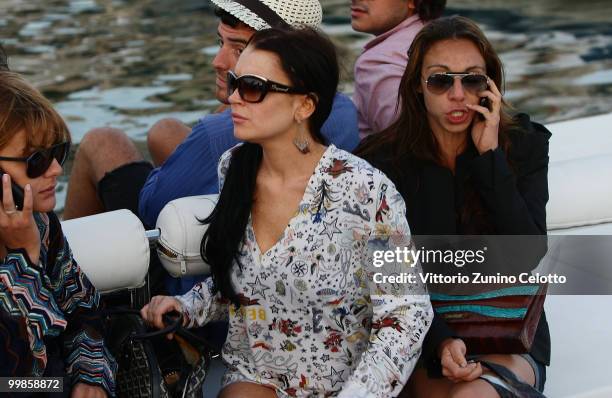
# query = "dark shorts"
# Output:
<box><xmin>480</xmin><ymin>354</ymin><xmax>547</xmax><ymax>397</ymax></box>
<box><xmin>97</xmin><ymin>161</ymin><xmax>154</xmax><ymax>223</ymax></box>
<box><xmin>524</xmin><ymin>353</ymin><xmax>546</xmax><ymax>392</ymax></box>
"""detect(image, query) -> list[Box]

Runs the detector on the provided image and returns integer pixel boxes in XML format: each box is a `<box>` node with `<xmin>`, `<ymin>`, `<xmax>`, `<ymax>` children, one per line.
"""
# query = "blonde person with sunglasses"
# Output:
<box><xmin>0</xmin><ymin>71</ymin><xmax>116</xmax><ymax>397</ymax></box>
<box><xmin>357</xmin><ymin>16</ymin><xmax>551</xmax><ymax>398</ymax></box>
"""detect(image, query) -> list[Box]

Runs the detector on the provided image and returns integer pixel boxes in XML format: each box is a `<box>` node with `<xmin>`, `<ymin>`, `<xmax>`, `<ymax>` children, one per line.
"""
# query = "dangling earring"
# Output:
<box><xmin>293</xmin><ymin>119</ymin><xmax>310</xmax><ymax>154</ymax></box>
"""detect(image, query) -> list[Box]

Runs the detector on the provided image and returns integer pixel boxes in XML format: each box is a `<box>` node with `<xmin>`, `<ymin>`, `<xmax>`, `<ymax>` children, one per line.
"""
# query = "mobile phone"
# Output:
<box><xmin>0</xmin><ymin>173</ymin><xmax>25</xmax><ymax>210</ymax></box>
<box><xmin>478</xmin><ymin>97</ymin><xmax>491</xmax><ymax>121</ymax></box>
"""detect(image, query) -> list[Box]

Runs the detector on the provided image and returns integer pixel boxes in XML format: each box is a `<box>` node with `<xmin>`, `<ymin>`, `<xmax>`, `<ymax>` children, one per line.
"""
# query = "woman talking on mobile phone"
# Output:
<box><xmin>0</xmin><ymin>71</ymin><xmax>116</xmax><ymax>397</ymax></box>
<box><xmin>356</xmin><ymin>16</ymin><xmax>551</xmax><ymax>398</ymax></box>
<box><xmin>141</xmin><ymin>27</ymin><xmax>432</xmax><ymax>398</ymax></box>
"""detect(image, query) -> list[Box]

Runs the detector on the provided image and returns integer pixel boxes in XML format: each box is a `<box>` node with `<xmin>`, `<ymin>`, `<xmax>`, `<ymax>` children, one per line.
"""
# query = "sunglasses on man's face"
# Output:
<box><xmin>424</xmin><ymin>73</ymin><xmax>489</xmax><ymax>95</ymax></box>
<box><xmin>0</xmin><ymin>141</ymin><xmax>70</xmax><ymax>178</ymax></box>
<box><xmin>227</xmin><ymin>71</ymin><xmax>307</xmax><ymax>103</ymax></box>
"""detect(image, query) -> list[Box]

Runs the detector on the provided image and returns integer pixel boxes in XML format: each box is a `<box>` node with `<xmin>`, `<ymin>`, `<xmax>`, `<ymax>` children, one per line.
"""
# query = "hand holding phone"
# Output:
<box><xmin>468</xmin><ymin>76</ymin><xmax>501</xmax><ymax>154</ymax></box>
<box><xmin>0</xmin><ymin>173</ymin><xmax>40</xmax><ymax>263</ymax></box>
<box><xmin>478</xmin><ymin>97</ymin><xmax>491</xmax><ymax>121</ymax></box>
<box><xmin>0</xmin><ymin>173</ymin><xmax>25</xmax><ymax>210</ymax></box>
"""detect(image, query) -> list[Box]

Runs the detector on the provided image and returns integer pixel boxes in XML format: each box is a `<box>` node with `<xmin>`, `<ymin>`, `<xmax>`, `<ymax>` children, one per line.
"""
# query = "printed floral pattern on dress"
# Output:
<box><xmin>177</xmin><ymin>144</ymin><xmax>433</xmax><ymax>398</ymax></box>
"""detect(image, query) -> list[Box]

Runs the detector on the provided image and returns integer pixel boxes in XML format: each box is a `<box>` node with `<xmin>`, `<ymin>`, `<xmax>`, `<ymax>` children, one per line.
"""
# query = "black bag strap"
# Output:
<box><xmin>102</xmin><ymin>307</ymin><xmax>219</xmax><ymax>353</ymax></box>
<box><xmin>102</xmin><ymin>308</ymin><xmax>181</xmax><ymax>339</ymax></box>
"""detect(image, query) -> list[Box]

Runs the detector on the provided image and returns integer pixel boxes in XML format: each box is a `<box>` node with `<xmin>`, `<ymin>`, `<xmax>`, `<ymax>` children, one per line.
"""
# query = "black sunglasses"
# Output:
<box><xmin>424</xmin><ymin>73</ymin><xmax>489</xmax><ymax>95</ymax></box>
<box><xmin>0</xmin><ymin>141</ymin><xmax>70</xmax><ymax>178</ymax></box>
<box><xmin>227</xmin><ymin>71</ymin><xmax>308</xmax><ymax>103</ymax></box>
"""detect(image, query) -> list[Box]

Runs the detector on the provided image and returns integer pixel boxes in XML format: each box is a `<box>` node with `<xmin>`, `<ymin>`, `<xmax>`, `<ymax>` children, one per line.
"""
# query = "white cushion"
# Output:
<box><xmin>156</xmin><ymin>194</ymin><xmax>218</xmax><ymax>277</ymax></box>
<box><xmin>547</xmin><ymin>112</ymin><xmax>612</xmax><ymax>162</ymax></box>
<box><xmin>61</xmin><ymin>210</ymin><xmax>149</xmax><ymax>293</ymax></box>
<box><xmin>547</xmin><ymin>154</ymin><xmax>612</xmax><ymax>230</ymax></box>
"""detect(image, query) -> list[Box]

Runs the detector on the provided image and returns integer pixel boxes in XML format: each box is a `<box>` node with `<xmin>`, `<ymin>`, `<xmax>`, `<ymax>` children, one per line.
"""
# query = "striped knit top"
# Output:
<box><xmin>0</xmin><ymin>212</ymin><xmax>116</xmax><ymax>396</ymax></box>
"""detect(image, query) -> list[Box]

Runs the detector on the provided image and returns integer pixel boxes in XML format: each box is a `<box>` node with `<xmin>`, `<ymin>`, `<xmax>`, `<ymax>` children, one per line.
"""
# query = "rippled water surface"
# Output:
<box><xmin>1</xmin><ymin>0</ymin><xmax>611</xmax><ymax>209</ymax></box>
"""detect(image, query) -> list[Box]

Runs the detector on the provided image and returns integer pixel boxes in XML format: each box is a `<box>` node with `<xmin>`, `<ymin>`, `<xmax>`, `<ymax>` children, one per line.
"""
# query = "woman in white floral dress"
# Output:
<box><xmin>142</xmin><ymin>27</ymin><xmax>433</xmax><ymax>398</ymax></box>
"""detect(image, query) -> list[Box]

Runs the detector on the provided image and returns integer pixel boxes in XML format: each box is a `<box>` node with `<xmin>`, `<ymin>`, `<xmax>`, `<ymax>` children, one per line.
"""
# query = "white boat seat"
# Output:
<box><xmin>61</xmin><ymin>209</ymin><xmax>150</xmax><ymax>294</ymax></box>
<box><xmin>547</xmin><ymin>112</ymin><xmax>612</xmax><ymax>162</ymax></box>
<box><xmin>545</xmin><ymin>112</ymin><xmax>612</xmax><ymax>231</ymax></box>
<box><xmin>547</xmin><ymin>154</ymin><xmax>612</xmax><ymax>230</ymax></box>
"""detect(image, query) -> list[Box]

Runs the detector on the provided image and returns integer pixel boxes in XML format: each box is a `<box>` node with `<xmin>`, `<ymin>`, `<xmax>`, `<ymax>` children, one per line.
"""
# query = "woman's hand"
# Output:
<box><xmin>466</xmin><ymin>77</ymin><xmax>502</xmax><ymax>155</ymax></box>
<box><xmin>0</xmin><ymin>174</ymin><xmax>40</xmax><ymax>263</ymax></box>
<box><xmin>140</xmin><ymin>295</ymin><xmax>184</xmax><ymax>339</ymax></box>
<box><xmin>71</xmin><ymin>383</ymin><xmax>107</xmax><ymax>398</ymax></box>
<box><xmin>439</xmin><ymin>338</ymin><xmax>482</xmax><ymax>382</ymax></box>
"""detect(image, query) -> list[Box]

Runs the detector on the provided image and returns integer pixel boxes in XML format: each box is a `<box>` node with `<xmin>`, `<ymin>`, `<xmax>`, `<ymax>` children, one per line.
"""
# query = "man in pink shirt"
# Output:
<box><xmin>352</xmin><ymin>0</ymin><xmax>446</xmax><ymax>138</ymax></box>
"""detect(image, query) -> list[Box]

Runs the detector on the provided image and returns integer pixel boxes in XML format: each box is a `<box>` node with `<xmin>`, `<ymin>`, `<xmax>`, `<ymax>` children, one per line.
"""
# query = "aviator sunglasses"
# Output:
<box><xmin>424</xmin><ymin>72</ymin><xmax>489</xmax><ymax>95</ymax></box>
<box><xmin>0</xmin><ymin>141</ymin><xmax>70</xmax><ymax>178</ymax></box>
<box><xmin>227</xmin><ymin>70</ymin><xmax>308</xmax><ymax>103</ymax></box>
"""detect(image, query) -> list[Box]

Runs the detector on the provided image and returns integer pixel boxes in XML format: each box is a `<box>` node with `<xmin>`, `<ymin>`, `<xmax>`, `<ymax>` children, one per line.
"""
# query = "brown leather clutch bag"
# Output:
<box><xmin>431</xmin><ymin>284</ymin><xmax>548</xmax><ymax>355</ymax></box>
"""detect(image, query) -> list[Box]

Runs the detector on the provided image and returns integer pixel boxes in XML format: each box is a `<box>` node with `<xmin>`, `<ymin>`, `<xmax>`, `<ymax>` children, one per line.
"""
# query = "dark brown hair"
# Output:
<box><xmin>214</xmin><ymin>7</ymin><xmax>247</xmax><ymax>29</ymax></box>
<box><xmin>415</xmin><ymin>0</ymin><xmax>447</xmax><ymax>21</ymax></box>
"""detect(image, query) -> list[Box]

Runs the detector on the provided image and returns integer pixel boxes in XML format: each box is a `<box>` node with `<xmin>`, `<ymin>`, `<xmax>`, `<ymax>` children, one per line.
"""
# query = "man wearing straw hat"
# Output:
<box><xmin>63</xmin><ymin>0</ymin><xmax>359</xmax><ymax>238</ymax></box>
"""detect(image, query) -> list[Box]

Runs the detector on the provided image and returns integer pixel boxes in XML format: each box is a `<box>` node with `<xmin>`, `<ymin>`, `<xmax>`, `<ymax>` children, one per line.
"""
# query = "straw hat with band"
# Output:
<box><xmin>210</xmin><ymin>0</ymin><xmax>322</xmax><ymax>31</ymax></box>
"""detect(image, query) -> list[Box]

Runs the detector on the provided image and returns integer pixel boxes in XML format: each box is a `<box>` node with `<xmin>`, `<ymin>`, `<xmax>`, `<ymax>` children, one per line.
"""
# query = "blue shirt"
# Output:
<box><xmin>138</xmin><ymin>93</ymin><xmax>359</xmax><ymax>294</ymax></box>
